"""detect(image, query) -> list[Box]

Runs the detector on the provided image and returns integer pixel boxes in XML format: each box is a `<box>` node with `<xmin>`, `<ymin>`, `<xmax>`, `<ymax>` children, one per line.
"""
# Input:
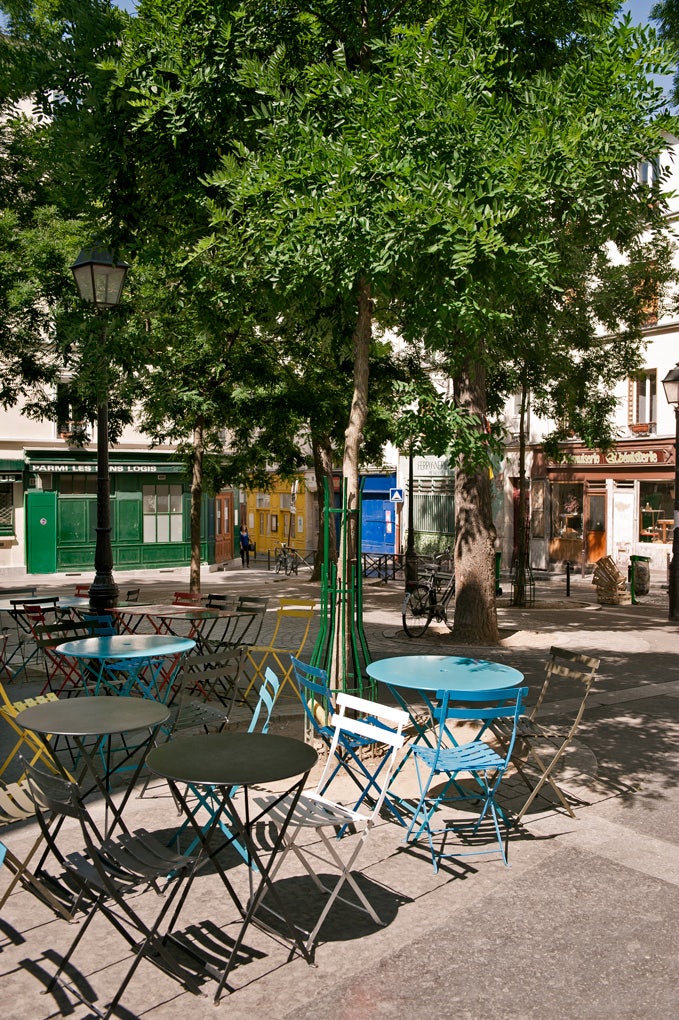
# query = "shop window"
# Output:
<box><xmin>587</xmin><ymin>494</ymin><xmax>605</xmax><ymax>534</ymax></box>
<box><xmin>0</xmin><ymin>484</ymin><xmax>13</xmax><ymax>535</ymax></box>
<box><xmin>143</xmin><ymin>483</ymin><xmax>183</xmax><ymax>543</ymax></box>
<box><xmin>639</xmin><ymin>482</ymin><xmax>673</xmax><ymax>542</ymax></box>
<box><xmin>59</xmin><ymin>474</ymin><xmax>99</xmax><ymax>495</ymax></box>
<box><xmin>552</xmin><ymin>484</ymin><xmax>583</xmax><ymax>539</ymax></box>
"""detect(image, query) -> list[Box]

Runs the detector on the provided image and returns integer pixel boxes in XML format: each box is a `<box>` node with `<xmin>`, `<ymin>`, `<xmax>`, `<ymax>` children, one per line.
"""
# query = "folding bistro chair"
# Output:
<box><xmin>204</xmin><ymin>592</ymin><xmax>236</xmax><ymax>610</ymax></box>
<box><xmin>245</xmin><ymin>597</ymin><xmax>315</xmax><ymax>702</ymax></box>
<box><xmin>7</xmin><ymin>597</ymin><xmax>60</xmax><ymax>677</ymax></box>
<box><xmin>494</xmin><ymin>646</ymin><xmax>600</xmax><ymax>820</ymax></box>
<box><xmin>405</xmin><ymin>686</ymin><xmax>528</xmax><ymax>871</ymax></box>
<box><xmin>125</xmin><ymin>587</ymin><xmax>140</xmax><ymax>602</ymax></box>
<box><xmin>292</xmin><ymin>656</ymin><xmax>407</xmax><ymax>826</ymax></box>
<box><xmin>0</xmin><ymin>663</ymin><xmax>67</xmax><ymax>781</ymax></box>
<box><xmin>24</xmin><ymin>760</ymin><xmax>200</xmax><ymax>1019</ymax></box>
<box><xmin>233</xmin><ymin>595</ymin><xmax>268</xmax><ymax>645</ymax></box>
<box><xmin>181</xmin><ymin>645</ymin><xmax>248</xmax><ymax>714</ymax></box>
<box><xmin>0</xmin><ymin>778</ymin><xmax>76</xmax><ymax>920</ymax></box>
<box><xmin>171</xmin><ymin>667</ymin><xmax>281</xmax><ymax>861</ymax></box>
<box><xmin>73</xmin><ymin>584</ymin><xmax>90</xmax><ymax>597</ymax></box>
<box><xmin>33</xmin><ymin>620</ymin><xmax>94</xmax><ymax>696</ymax></box>
<box><xmin>253</xmin><ymin>692</ymin><xmax>408</xmax><ymax>953</ymax></box>
<box><xmin>173</xmin><ymin>590</ymin><xmax>203</xmax><ymax>606</ymax></box>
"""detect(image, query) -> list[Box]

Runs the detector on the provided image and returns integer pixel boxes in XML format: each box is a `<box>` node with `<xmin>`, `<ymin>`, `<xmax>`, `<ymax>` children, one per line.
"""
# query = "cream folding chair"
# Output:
<box><xmin>494</xmin><ymin>646</ymin><xmax>600</xmax><ymax>820</ymax></box>
<box><xmin>253</xmin><ymin>692</ymin><xmax>408</xmax><ymax>953</ymax></box>
<box><xmin>244</xmin><ymin>597</ymin><xmax>315</xmax><ymax>702</ymax></box>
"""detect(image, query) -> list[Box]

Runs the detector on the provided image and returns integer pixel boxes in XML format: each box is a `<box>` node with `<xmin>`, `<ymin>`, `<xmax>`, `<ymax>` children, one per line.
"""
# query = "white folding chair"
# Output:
<box><xmin>254</xmin><ymin>692</ymin><xmax>408</xmax><ymax>952</ymax></box>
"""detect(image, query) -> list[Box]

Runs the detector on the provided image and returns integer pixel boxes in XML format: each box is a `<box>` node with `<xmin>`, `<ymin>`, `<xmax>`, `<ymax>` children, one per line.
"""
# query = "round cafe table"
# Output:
<box><xmin>54</xmin><ymin>634</ymin><xmax>195</xmax><ymax>701</ymax></box>
<box><xmin>16</xmin><ymin>696</ymin><xmax>170</xmax><ymax>836</ymax></box>
<box><xmin>147</xmin><ymin>731</ymin><xmax>318</xmax><ymax>1002</ymax></box>
<box><xmin>366</xmin><ymin>654</ymin><xmax>524</xmax><ymax>805</ymax></box>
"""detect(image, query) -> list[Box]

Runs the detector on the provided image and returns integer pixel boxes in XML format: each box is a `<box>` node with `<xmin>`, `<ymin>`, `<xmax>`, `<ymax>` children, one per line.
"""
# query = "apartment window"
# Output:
<box><xmin>629</xmin><ymin>370</ymin><xmax>657</xmax><ymax>428</ymax></box>
<box><xmin>0</xmin><ymin>484</ymin><xmax>13</xmax><ymax>535</ymax></box>
<box><xmin>143</xmin><ymin>483</ymin><xmax>183</xmax><ymax>543</ymax></box>
<box><xmin>639</xmin><ymin>158</ymin><xmax>660</xmax><ymax>186</ymax></box>
<box><xmin>270</xmin><ymin>513</ymin><xmax>278</xmax><ymax>533</ymax></box>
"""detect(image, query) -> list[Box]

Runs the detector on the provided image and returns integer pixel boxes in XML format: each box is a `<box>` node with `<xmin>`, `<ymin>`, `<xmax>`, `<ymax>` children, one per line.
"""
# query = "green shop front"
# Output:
<box><xmin>24</xmin><ymin>451</ymin><xmax>215</xmax><ymax>574</ymax></box>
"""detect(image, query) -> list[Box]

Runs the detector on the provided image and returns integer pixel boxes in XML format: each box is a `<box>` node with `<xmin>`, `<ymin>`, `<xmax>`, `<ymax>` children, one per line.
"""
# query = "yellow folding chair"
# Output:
<box><xmin>0</xmin><ymin>635</ymin><xmax>67</xmax><ymax>781</ymax></box>
<box><xmin>244</xmin><ymin>597</ymin><xmax>316</xmax><ymax>702</ymax></box>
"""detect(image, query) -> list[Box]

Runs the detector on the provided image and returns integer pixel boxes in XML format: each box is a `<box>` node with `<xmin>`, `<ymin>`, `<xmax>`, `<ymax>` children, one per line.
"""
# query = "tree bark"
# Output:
<box><xmin>311</xmin><ymin>431</ymin><xmax>337</xmax><ymax>582</ymax></box>
<box><xmin>451</xmin><ymin>359</ymin><xmax>500</xmax><ymax>644</ymax></box>
<box><xmin>189</xmin><ymin>417</ymin><xmax>204</xmax><ymax>594</ymax></box>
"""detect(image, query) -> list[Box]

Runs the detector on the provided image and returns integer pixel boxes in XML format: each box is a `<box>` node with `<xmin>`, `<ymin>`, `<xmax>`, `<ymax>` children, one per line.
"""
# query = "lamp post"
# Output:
<box><xmin>70</xmin><ymin>246</ymin><xmax>128</xmax><ymax>612</ymax></box>
<box><xmin>661</xmin><ymin>362</ymin><xmax>679</xmax><ymax>620</ymax></box>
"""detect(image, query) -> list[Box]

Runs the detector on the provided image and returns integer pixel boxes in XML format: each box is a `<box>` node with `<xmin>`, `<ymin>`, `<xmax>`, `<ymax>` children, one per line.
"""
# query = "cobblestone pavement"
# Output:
<box><xmin>1</xmin><ymin>562</ymin><xmax>678</xmax><ymax>1019</ymax></box>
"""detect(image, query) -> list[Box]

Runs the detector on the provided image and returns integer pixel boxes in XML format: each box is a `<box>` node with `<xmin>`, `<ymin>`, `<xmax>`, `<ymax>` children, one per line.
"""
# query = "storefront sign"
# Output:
<box><xmin>29</xmin><ymin>463</ymin><xmax>182</xmax><ymax>474</ymax></box>
<box><xmin>559</xmin><ymin>449</ymin><xmax>666</xmax><ymax>467</ymax></box>
<box><xmin>414</xmin><ymin>456</ymin><xmax>452</xmax><ymax>476</ymax></box>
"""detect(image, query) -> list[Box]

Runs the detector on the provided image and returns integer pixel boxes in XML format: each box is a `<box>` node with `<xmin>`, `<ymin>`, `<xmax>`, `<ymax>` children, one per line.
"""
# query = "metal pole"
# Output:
<box><xmin>669</xmin><ymin>405</ymin><xmax>679</xmax><ymax>620</ymax></box>
<box><xmin>89</xmin><ymin>394</ymin><xmax>119</xmax><ymax>612</ymax></box>
<box><xmin>405</xmin><ymin>441</ymin><xmax>418</xmax><ymax>591</ymax></box>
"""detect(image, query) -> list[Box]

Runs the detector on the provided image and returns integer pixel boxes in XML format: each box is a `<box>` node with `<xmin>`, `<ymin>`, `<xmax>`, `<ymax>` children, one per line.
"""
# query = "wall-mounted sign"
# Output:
<box><xmin>557</xmin><ymin>449</ymin><xmax>667</xmax><ymax>467</ymax></box>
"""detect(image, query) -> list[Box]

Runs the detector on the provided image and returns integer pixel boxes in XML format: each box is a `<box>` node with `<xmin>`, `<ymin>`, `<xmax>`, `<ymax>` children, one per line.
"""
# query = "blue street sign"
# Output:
<box><xmin>389</xmin><ymin>488</ymin><xmax>404</xmax><ymax>503</ymax></box>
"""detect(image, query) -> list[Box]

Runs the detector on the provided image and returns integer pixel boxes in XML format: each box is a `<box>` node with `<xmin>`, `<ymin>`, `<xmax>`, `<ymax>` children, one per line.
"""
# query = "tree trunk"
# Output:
<box><xmin>311</xmin><ymin>431</ymin><xmax>337</xmax><ymax>582</ymax></box>
<box><xmin>512</xmin><ymin>376</ymin><xmax>529</xmax><ymax>606</ymax></box>
<box><xmin>189</xmin><ymin>418</ymin><xmax>204</xmax><ymax>594</ymax></box>
<box><xmin>451</xmin><ymin>359</ymin><xmax>500</xmax><ymax>644</ymax></box>
<box><xmin>329</xmin><ymin>276</ymin><xmax>372</xmax><ymax>684</ymax></box>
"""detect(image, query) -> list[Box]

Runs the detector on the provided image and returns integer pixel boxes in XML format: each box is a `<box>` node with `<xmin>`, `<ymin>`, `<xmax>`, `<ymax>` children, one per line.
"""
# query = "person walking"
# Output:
<box><xmin>239</xmin><ymin>524</ymin><xmax>251</xmax><ymax>567</ymax></box>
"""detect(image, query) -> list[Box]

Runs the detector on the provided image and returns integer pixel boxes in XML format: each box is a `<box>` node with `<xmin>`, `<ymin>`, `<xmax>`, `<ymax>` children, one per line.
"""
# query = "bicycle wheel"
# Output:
<box><xmin>274</xmin><ymin>549</ymin><xmax>283</xmax><ymax>574</ymax></box>
<box><xmin>402</xmin><ymin>585</ymin><xmax>433</xmax><ymax>638</ymax></box>
<box><xmin>284</xmin><ymin>553</ymin><xmax>293</xmax><ymax>576</ymax></box>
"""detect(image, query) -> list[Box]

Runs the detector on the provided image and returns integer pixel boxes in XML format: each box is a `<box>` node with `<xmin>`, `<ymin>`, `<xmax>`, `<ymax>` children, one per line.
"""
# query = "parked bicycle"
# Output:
<box><xmin>402</xmin><ymin>550</ymin><xmax>456</xmax><ymax>638</ymax></box>
<box><xmin>274</xmin><ymin>542</ymin><xmax>297</xmax><ymax>576</ymax></box>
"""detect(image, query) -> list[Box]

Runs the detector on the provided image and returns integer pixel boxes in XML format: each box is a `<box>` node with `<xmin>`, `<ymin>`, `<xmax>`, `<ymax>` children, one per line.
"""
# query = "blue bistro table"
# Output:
<box><xmin>54</xmin><ymin>634</ymin><xmax>195</xmax><ymax>701</ymax></box>
<box><xmin>366</xmin><ymin>655</ymin><xmax>524</xmax><ymax>808</ymax></box>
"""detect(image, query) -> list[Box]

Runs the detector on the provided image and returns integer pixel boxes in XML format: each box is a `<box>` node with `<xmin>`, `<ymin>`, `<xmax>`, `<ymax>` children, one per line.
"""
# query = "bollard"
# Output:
<box><xmin>566</xmin><ymin>560</ymin><xmax>571</xmax><ymax>597</ymax></box>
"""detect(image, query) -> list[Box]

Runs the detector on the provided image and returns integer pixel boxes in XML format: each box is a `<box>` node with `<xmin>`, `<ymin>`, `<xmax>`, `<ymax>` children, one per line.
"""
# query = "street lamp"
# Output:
<box><xmin>70</xmin><ymin>246</ymin><xmax>128</xmax><ymax>611</ymax></box>
<box><xmin>661</xmin><ymin>362</ymin><xmax>679</xmax><ymax>620</ymax></box>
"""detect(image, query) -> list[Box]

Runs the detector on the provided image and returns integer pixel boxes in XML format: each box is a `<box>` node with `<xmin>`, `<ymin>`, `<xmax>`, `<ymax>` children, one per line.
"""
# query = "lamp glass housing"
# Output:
<box><xmin>71</xmin><ymin>247</ymin><xmax>128</xmax><ymax>308</ymax></box>
<box><xmin>662</xmin><ymin>364</ymin><xmax>679</xmax><ymax>407</ymax></box>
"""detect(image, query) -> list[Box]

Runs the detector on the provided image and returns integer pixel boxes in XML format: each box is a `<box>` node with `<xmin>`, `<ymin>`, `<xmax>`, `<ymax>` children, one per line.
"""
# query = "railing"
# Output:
<box><xmin>362</xmin><ymin>553</ymin><xmax>405</xmax><ymax>581</ymax></box>
<box><xmin>266</xmin><ymin>547</ymin><xmax>315</xmax><ymax>574</ymax></box>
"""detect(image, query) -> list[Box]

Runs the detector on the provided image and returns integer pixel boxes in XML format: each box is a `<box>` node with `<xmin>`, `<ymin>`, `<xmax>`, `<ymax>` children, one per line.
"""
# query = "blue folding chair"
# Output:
<box><xmin>292</xmin><ymin>656</ymin><xmax>407</xmax><ymax>827</ymax></box>
<box><xmin>405</xmin><ymin>685</ymin><xmax>528</xmax><ymax>871</ymax></box>
<box><xmin>172</xmin><ymin>666</ymin><xmax>281</xmax><ymax>862</ymax></box>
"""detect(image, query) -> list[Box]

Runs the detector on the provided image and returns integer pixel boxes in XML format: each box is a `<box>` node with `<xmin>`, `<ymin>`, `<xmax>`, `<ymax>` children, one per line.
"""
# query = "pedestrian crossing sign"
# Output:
<box><xmin>389</xmin><ymin>488</ymin><xmax>404</xmax><ymax>503</ymax></box>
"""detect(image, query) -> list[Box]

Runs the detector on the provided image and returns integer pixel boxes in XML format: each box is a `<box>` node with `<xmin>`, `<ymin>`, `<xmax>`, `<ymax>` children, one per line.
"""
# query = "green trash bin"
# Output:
<box><xmin>495</xmin><ymin>550</ymin><xmax>503</xmax><ymax>596</ymax></box>
<box><xmin>629</xmin><ymin>554</ymin><xmax>651</xmax><ymax>603</ymax></box>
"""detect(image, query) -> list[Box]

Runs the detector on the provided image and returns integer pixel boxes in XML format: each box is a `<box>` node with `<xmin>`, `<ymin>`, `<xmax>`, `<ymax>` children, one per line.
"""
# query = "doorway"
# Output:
<box><xmin>214</xmin><ymin>491</ymin><xmax>234</xmax><ymax>565</ymax></box>
<box><xmin>585</xmin><ymin>490</ymin><xmax>606</xmax><ymax>564</ymax></box>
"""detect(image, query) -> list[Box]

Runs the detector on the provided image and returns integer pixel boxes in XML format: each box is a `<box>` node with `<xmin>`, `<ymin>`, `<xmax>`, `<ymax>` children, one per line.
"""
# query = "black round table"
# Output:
<box><xmin>147</xmin><ymin>731</ymin><xmax>318</xmax><ymax>1001</ymax></box>
<box><xmin>147</xmin><ymin>730</ymin><xmax>317</xmax><ymax>787</ymax></box>
<box><xmin>17</xmin><ymin>696</ymin><xmax>170</xmax><ymax>835</ymax></box>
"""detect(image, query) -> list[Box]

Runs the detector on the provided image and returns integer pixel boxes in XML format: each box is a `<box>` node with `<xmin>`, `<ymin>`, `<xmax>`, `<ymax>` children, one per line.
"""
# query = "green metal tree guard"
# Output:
<box><xmin>310</xmin><ymin>478</ymin><xmax>375</xmax><ymax>697</ymax></box>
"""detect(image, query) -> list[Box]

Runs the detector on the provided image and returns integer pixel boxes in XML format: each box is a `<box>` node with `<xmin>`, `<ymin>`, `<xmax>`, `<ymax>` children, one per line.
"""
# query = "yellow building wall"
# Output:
<box><xmin>245</xmin><ymin>477</ymin><xmax>308</xmax><ymax>556</ymax></box>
